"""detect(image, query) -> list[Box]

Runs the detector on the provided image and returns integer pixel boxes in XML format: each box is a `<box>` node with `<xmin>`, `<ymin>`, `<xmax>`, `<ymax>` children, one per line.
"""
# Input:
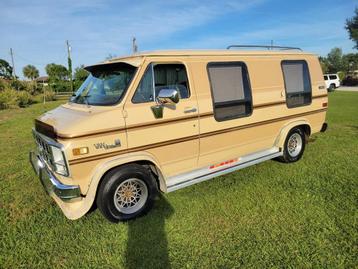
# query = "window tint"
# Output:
<box><xmin>282</xmin><ymin>60</ymin><xmax>311</xmax><ymax>108</ymax></box>
<box><xmin>207</xmin><ymin>62</ymin><xmax>252</xmax><ymax>121</ymax></box>
<box><xmin>132</xmin><ymin>63</ymin><xmax>190</xmax><ymax>103</ymax></box>
<box><xmin>324</xmin><ymin>75</ymin><xmax>328</xmax><ymax>80</ymax></box>
<box><xmin>329</xmin><ymin>75</ymin><xmax>337</xmax><ymax>80</ymax></box>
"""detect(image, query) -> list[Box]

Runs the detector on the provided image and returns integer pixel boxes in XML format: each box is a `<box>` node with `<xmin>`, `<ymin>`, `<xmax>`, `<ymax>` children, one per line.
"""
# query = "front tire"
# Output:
<box><xmin>96</xmin><ymin>164</ymin><xmax>158</xmax><ymax>222</ymax></box>
<box><xmin>278</xmin><ymin>127</ymin><xmax>306</xmax><ymax>163</ymax></box>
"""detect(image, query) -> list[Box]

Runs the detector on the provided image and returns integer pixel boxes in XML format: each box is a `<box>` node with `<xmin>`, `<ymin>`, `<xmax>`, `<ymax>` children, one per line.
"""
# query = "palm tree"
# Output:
<box><xmin>23</xmin><ymin>65</ymin><xmax>39</xmax><ymax>93</ymax></box>
<box><xmin>23</xmin><ymin>65</ymin><xmax>39</xmax><ymax>81</ymax></box>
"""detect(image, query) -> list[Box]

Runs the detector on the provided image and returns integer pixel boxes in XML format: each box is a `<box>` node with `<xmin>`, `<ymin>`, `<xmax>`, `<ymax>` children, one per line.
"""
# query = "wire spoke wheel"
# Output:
<box><xmin>287</xmin><ymin>133</ymin><xmax>302</xmax><ymax>157</ymax></box>
<box><xmin>113</xmin><ymin>178</ymin><xmax>148</xmax><ymax>214</ymax></box>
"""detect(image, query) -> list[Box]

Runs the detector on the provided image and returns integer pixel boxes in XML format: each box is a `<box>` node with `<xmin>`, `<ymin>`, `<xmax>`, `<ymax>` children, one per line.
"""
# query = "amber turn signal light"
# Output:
<box><xmin>72</xmin><ymin>147</ymin><xmax>89</xmax><ymax>156</ymax></box>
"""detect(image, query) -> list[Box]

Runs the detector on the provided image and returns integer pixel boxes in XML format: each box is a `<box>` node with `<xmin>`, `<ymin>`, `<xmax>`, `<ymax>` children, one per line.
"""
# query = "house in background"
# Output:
<box><xmin>36</xmin><ymin>76</ymin><xmax>49</xmax><ymax>86</ymax></box>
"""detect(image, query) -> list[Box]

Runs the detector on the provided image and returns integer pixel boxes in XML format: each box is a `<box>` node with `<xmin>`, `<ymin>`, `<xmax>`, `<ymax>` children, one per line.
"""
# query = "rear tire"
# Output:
<box><xmin>278</xmin><ymin>127</ymin><xmax>306</xmax><ymax>163</ymax></box>
<box><xmin>96</xmin><ymin>164</ymin><xmax>158</xmax><ymax>222</ymax></box>
<box><xmin>328</xmin><ymin>84</ymin><xmax>335</xmax><ymax>92</ymax></box>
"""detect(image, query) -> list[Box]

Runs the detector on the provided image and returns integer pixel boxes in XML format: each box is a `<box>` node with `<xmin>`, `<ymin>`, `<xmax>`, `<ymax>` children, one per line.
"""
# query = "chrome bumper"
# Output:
<box><xmin>29</xmin><ymin>151</ymin><xmax>81</xmax><ymax>201</ymax></box>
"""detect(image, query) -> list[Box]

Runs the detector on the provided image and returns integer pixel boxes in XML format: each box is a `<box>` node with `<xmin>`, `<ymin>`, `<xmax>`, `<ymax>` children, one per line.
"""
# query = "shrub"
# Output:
<box><xmin>0</xmin><ymin>79</ymin><xmax>7</xmax><ymax>91</ymax></box>
<box><xmin>16</xmin><ymin>91</ymin><xmax>34</xmax><ymax>107</ymax></box>
<box><xmin>0</xmin><ymin>88</ymin><xmax>18</xmax><ymax>109</ymax></box>
<box><xmin>44</xmin><ymin>90</ymin><xmax>56</xmax><ymax>101</ymax></box>
<box><xmin>337</xmin><ymin>71</ymin><xmax>346</xmax><ymax>81</ymax></box>
<box><xmin>10</xmin><ymin>80</ymin><xmax>27</xmax><ymax>91</ymax></box>
<box><xmin>50</xmin><ymin>80</ymin><xmax>70</xmax><ymax>93</ymax></box>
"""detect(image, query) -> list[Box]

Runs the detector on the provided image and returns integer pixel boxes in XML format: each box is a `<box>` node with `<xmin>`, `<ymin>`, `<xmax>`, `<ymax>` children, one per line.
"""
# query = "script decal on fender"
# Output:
<box><xmin>94</xmin><ymin>139</ymin><xmax>121</xmax><ymax>150</ymax></box>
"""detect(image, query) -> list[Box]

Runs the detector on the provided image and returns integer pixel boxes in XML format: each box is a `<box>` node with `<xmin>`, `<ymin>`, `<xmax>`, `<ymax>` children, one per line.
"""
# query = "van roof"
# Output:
<box><xmin>93</xmin><ymin>49</ymin><xmax>315</xmax><ymax>68</ymax></box>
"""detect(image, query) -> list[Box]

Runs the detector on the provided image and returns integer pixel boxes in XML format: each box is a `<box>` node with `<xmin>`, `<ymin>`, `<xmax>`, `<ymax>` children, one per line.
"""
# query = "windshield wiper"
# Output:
<box><xmin>71</xmin><ymin>93</ymin><xmax>91</xmax><ymax>106</ymax></box>
<box><xmin>82</xmin><ymin>94</ymin><xmax>91</xmax><ymax>107</ymax></box>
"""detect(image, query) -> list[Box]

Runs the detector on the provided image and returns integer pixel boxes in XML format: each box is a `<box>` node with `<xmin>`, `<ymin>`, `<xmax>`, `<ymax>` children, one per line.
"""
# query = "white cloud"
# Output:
<box><xmin>0</xmin><ymin>0</ymin><xmax>267</xmax><ymax>76</ymax></box>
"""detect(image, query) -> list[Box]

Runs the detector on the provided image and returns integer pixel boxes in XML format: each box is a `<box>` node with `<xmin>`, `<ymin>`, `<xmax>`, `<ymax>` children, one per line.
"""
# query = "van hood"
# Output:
<box><xmin>35</xmin><ymin>103</ymin><xmax>126</xmax><ymax>139</ymax></box>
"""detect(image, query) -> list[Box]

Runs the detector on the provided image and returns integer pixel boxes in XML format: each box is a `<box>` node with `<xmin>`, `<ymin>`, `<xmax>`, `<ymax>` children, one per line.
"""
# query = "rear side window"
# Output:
<box><xmin>324</xmin><ymin>75</ymin><xmax>328</xmax><ymax>80</ymax></box>
<box><xmin>207</xmin><ymin>62</ymin><xmax>252</xmax><ymax>121</ymax></box>
<box><xmin>329</xmin><ymin>75</ymin><xmax>337</xmax><ymax>80</ymax></box>
<box><xmin>281</xmin><ymin>60</ymin><xmax>311</xmax><ymax>108</ymax></box>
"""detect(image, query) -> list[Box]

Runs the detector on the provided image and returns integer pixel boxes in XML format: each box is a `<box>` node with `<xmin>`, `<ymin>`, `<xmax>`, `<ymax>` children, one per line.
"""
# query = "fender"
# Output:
<box><xmin>274</xmin><ymin>119</ymin><xmax>311</xmax><ymax>149</ymax></box>
<box><xmin>59</xmin><ymin>151</ymin><xmax>166</xmax><ymax>220</ymax></box>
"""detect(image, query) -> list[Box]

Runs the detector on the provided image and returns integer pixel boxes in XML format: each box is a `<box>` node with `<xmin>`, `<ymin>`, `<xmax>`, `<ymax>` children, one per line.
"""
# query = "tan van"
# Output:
<box><xmin>30</xmin><ymin>46</ymin><xmax>328</xmax><ymax>222</ymax></box>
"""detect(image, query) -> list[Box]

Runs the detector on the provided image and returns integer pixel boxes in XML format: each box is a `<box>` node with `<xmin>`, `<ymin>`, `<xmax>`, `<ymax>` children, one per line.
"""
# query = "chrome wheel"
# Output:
<box><xmin>113</xmin><ymin>178</ymin><xmax>148</xmax><ymax>214</ymax></box>
<box><xmin>287</xmin><ymin>133</ymin><xmax>302</xmax><ymax>157</ymax></box>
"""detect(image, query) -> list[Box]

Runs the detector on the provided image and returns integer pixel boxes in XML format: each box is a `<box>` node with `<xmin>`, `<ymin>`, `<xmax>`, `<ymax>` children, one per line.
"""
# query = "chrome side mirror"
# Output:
<box><xmin>151</xmin><ymin>89</ymin><xmax>179</xmax><ymax>119</ymax></box>
<box><xmin>156</xmin><ymin>89</ymin><xmax>179</xmax><ymax>105</ymax></box>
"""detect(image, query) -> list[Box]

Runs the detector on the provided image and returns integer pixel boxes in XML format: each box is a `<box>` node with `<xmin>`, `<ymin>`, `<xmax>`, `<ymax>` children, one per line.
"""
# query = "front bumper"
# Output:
<box><xmin>320</xmin><ymin>122</ymin><xmax>328</xmax><ymax>133</ymax></box>
<box><xmin>29</xmin><ymin>151</ymin><xmax>81</xmax><ymax>201</ymax></box>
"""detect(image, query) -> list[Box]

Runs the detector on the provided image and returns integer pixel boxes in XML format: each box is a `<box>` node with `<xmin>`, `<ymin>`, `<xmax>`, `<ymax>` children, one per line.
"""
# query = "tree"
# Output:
<box><xmin>0</xmin><ymin>59</ymin><xmax>13</xmax><ymax>79</ymax></box>
<box><xmin>73</xmin><ymin>65</ymin><xmax>89</xmax><ymax>90</ymax></box>
<box><xmin>342</xmin><ymin>53</ymin><xmax>358</xmax><ymax>72</ymax></box>
<box><xmin>346</xmin><ymin>7</ymin><xmax>358</xmax><ymax>49</ymax></box>
<box><xmin>326</xmin><ymin>48</ymin><xmax>344</xmax><ymax>73</ymax></box>
<box><xmin>74</xmin><ymin>65</ymin><xmax>89</xmax><ymax>81</ymax></box>
<box><xmin>319</xmin><ymin>56</ymin><xmax>329</xmax><ymax>73</ymax></box>
<box><xmin>45</xmin><ymin>63</ymin><xmax>68</xmax><ymax>81</ymax></box>
<box><xmin>22</xmin><ymin>65</ymin><xmax>39</xmax><ymax>81</ymax></box>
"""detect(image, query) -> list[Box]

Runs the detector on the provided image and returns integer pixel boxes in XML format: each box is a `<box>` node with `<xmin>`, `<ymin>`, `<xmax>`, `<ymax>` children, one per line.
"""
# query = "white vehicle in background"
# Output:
<box><xmin>324</xmin><ymin>74</ymin><xmax>340</xmax><ymax>91</ymax></box>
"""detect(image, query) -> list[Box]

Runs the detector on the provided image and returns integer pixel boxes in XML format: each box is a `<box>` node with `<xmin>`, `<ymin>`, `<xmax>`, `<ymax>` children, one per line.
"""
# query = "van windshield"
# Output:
<box><xmin>71</xmin><ymin>63</ymin><xmax>136</xmax><ymax>106</ymax></box>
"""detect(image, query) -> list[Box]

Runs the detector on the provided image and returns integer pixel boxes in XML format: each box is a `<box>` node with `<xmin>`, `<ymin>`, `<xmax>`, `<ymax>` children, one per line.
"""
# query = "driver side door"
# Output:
<box><xmin>123</xmin><ymin>60</ymin><xmax>199</xmax><ymax>179</ymax></box>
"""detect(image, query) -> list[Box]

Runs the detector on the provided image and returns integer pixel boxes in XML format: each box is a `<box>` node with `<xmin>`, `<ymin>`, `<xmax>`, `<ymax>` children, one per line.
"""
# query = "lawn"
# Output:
<box><xmin>0</xmin><ymin>92</ymin><xmax>357</xmax><ymax>268</ymax></box>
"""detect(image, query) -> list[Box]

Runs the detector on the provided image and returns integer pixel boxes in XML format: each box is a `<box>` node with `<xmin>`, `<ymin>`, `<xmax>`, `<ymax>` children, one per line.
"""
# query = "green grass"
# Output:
<box><xmin>0</xmin><ymin>92</ymin><xmax>357</xmax><ymax>268</ymax></box>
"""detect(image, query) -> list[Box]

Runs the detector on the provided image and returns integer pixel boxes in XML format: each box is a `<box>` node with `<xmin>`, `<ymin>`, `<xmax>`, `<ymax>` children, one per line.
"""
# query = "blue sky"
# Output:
<box><xmin>0</xmin><ymin>0</ymin><xmax>357</xmax><ymax>77</ymax></box>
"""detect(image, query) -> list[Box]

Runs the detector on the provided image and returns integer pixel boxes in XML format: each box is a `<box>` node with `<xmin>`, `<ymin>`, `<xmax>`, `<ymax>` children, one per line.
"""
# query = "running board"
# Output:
<box><xmin>166</xmin><ymin>147</ymin><xmax>282</xmax><ymax>192</ymax></box>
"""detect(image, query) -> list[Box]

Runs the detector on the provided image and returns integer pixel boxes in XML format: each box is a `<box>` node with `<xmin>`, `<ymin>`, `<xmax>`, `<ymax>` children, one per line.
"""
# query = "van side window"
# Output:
<box><xmin>207</xmin><ymin>62</ymin><xmax>252</xmax><ymax>121</ymax></box>
<box><xmin>281</xmin><ymin>60</ymin><xmax>311</xmax><ymax>108</ymax></box>
<box><xmin>132</xmin><ymin>64</ymin><xmax>190</xmax><ymax>103</ymax></box>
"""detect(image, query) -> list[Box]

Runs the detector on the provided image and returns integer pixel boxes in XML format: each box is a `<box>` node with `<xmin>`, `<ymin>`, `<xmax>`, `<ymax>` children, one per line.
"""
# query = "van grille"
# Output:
<box><xmin>33</xmin><ymin>130</ymin><xmax>54</xmax><ymax>166</ymax></box>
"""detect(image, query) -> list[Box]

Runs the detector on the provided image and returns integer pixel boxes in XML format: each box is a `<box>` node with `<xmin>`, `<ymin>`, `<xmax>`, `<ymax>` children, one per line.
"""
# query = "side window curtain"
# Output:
<box><xmin>282</xmin><ymin>60</ymin><xmax>312</xmax><ymax>108</ymax></box>
<box><xmin>207</xmin><ymin>62</ymin><xmax>252</xmax><ymax>122</ymax></box>
<box><xmin>132</xmin><ymin>63</ymin><xmax>190</xmax><ymax>103</ymax></box>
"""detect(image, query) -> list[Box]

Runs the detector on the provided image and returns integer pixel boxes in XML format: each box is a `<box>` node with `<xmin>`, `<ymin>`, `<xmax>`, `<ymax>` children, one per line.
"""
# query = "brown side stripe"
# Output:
<box><xmin>69</xmin><ymin>108</ymin><xmax>327</xmax><ymax>165</ymax></box>
<box><xmin>312</xmin><ymin>94</ymin><xmax>328</xmax><ymax>99</ymax></box>
<box><xmin>58</xmin><ymin>114</ymin><xmax>199</xmax><ymax>139</ymax></box>
<box><xmin>254</xmin><ymin>100</ymin><xmax>286</xmax><ymax>109</ymax></box>
<box><xmin>59</xmin><ymin>94</ymin><xmax>328</xmax><ymax>139</ymax></box>
<box><xmin>58</xmin><ymin>127</ymin><xmax>126</xmax><ymax>139</ymax></box>
<box><xmin>69</xmin><ymin>134</ymin><xmax>199</xmax><ymax>165</ymax></box>
<box><xmin>200</xmin><ymin>108</ymin><xmax>327</xmax><ymax>138</ymax></box>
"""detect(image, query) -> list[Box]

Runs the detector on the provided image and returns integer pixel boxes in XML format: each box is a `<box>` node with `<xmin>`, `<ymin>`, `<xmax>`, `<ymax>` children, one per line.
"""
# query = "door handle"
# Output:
<box><xmin>184</xmin><ymin>107</ymin><xmax>197</xmax><ymax>113</ymax></box>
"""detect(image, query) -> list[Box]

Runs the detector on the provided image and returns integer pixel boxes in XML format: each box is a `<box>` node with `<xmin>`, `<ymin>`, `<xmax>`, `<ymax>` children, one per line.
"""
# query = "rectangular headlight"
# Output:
<box><xmin>50</xmin><ymin>145</ymin><xmax>68</xmax><ymax>176</ymax></box>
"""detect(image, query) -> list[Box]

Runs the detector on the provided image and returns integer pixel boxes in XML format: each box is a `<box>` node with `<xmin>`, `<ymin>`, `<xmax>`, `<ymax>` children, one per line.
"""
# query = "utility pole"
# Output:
<box><xmin>9</xmin><ymin>48</ymin><xmax>16</xmax><ymax>79</ymax></box>
<box><xmin>132</xmin><ymin>37</ymin><xmax>138</xmax><ymax>54</ymax></box>
<box><xmin>270</xmin><ymin>40</ymin><xmax>274</xmax><ymax>50</ymax></box>
<box><xmin>66</xmin><ymin>40</ymin><xmax>74</xmax><ymax>93</ymax></box>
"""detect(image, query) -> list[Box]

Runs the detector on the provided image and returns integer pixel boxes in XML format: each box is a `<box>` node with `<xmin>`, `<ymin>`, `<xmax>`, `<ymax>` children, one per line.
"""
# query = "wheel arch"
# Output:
<box><xmin>77</xmin><ymin>152</ymin><xmax>167</xmax><ymax>217</ymax></box>
<box><xmin>275</xmin><ymin>120</ymin><xmax>311</xmax><ymax>149</ymax></box>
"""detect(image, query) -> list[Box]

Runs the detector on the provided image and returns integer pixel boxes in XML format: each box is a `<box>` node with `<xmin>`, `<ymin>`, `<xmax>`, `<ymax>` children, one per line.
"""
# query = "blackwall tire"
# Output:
<box><xmin>278</xmin><ymin>127</ymin><xmax>306</xmax><ymax>163</ymax></box>
<box><xmin>96</xmin><ymin>164</ymin><xmax>158</xmax><ymax>222</ymax></box>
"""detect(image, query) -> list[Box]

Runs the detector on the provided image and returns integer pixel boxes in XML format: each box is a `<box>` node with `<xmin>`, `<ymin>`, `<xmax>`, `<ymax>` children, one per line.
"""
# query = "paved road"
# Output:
<box><xmin>336</xmin><ymin>86</ymin><xmax>358</xmax><ymax>92</ymax></box>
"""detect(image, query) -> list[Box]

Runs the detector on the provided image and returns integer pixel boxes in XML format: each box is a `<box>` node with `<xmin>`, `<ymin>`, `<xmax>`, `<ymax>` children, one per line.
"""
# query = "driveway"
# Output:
<box><xmin>336</xmin><ymin>86</ymin><xmax>358</xmax><ymax>92</ymax></box>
